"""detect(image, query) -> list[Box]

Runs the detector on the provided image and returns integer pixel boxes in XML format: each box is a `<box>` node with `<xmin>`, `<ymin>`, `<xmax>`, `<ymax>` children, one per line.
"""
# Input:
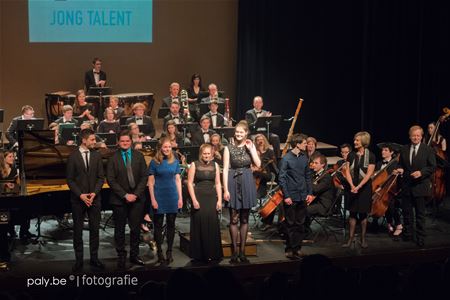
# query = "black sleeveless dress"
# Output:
<box><xmin>190</xmin><ymin>160</ymin><xmax>223</xmax><ymax>261</ymax></box>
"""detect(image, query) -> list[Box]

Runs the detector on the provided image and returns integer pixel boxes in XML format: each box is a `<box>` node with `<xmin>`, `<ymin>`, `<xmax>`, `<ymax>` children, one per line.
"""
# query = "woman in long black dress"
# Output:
<box><xmin>187</xmin><ymin>143</ymin><xmax>223</xmax><ymax>263</ymax></box>
<box><xmin>343</xmin><ymin>131</ymin><xmax>375</xmax><ymax>248</ymax></box>
<box><xmin>223</xmin><ymin>121</ymin><xmax>261</xmax><ymax>263</ymax></box>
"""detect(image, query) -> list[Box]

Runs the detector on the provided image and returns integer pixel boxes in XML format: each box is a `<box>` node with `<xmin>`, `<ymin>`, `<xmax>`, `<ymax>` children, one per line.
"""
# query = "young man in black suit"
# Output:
<box><xmin>84</xmin><ymin>57</ymin><xmax>107</xmax><ymax>90</ymax></box>
<box><xmin>107</xmin><ymin>131</ymin><xmax>148</xmax><ymax>270</ymax></box>
<box><xmin>163</xmin><ymin>100</ymin><xmax>186</xmax><ymax>128</ymax></box>
<box><xmin>202</xmin><ymin>100</ymin><xmax>226</xmax><ymax>128</ymax></box>
<box><xmin>161</xmin><ymin>82</ymin><xmax>180</xmax><ymax>107</ymax></box>
<box><xmin>109</xmin><ymin>96</ymin><xmax>125</xmax><ymax>120</ymax></box>
<box><xmin>6</xmin><ymin>105</ymin><xmax>35</xmax><ymax>148</ymax></box>
<box><xmin>190</xmin><ymin>116</ymin><xmax>216</xmax><ymax>146</ymax></box>
<box><xmin>125</xmin><ymin>102</ymin><xmax>155</xmax><ymax>138</ymax></box>
<box><xmin>394</xmin><ymin>125</ymin><xmax>436</xmax><ymax>247</ymax></box>
<box><xmin>66</xmin><ymin>128</ymin><xmax>105</xmax><ymax>272</ymax></box>
<box><xmin>245</xmin><ymin>96</ymin><xmax>280</xmax><ymax>158</ymax></box>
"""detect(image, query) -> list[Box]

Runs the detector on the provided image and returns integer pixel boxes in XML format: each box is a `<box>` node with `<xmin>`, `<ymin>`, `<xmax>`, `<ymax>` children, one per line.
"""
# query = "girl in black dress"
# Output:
<box><xmin>343</xmin><ymin>131</ymin><xmax>375</xmax><ymax>248</ymax></box>
<box><xmin>97</xmin><ymin>107</ymin><xmax>120</xmax><ymax>134</ymax></box>
<box><xmin>187</xmin><ymin>144</ymin><xmax>223</xmax><ymax>263</ymax></box>
<box><xmin>74</xmin><ymin>89</ymin><xmax>95</xmax><ymax>123</ymax></box>
<box><xmin>223</xmin><ymin>121</ymin><xmax>261</xmax><ymax>263</ymax></box>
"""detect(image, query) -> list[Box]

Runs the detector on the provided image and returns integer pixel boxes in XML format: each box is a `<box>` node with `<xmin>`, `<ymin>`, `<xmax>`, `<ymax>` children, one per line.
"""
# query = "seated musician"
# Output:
<box><xmin>97</xmin><ymin>107</ymin><xmax>120</xmax><ymax>134</ymax></box>
<box><xmin>190</xmin><ymin>116</ymin><xmax>216</xmax><ymax>146</ymax></box>
<box><xmin>162</xmin><ymin>82</ymin><xmax>180</xmax><ymax>107</ymax></box>
<box><xmin>84</xmin><ymin>57</ymin><xmax>107</xmax><ymax>90</ymax></box>
<box><xmin>200</xmin><ymin>83</ymin><xmax>225</xmax><ymax>104</ymax></box>
<box><xmin>203</xmin><ymin>100</ymin><xmax>226</xmax><ymax>129</ymax></box>
<box><xmin>161</xmin><ymin>120</ymin><xmax>186</xmax><ymax>148</ymax></box>
<box><xmin>210</xmin><ymin>133</ymin><xmax>225</xmax><ymax>167</ymax></box>
<box><xmin>125</xmin><ymin>103</ymin><xmax>155</xmax><ymax>138</ymax></box>
<box><xmin>108</xmin><ymin>96</ymin><xmax>125</xmax><ymax>120</ymax></box>
<box><xmin>163</xmin><ymin>100</ymin><xmax>186</xmax><ymax>128</ymax></box>
<box><xmin>245</xmin><ymin>96</ymin><xmax>281</xmax><ymax>158</ymax></box>
<box><xmin>371</xmin><ymin>143</ymin><xmax>403</xmax><ymax>238</ymax></box>
<box><xmin>128</xmin><ymin>122</ymin><xmax>146</xmax><ymax>150</ymax></box>
<box><xmin>252</xmin><ymin>134</ymin><xmax>279</xmax><ymax>230</ymax></box>
<box><xmin>51</xmin><ymin>105</ymin><xmax>80</xmax><ymax>127</ymax></box>
<box><xmin>305</xmin><ymin>154</ymin><xmax>335</xmax><ymax>235</ymax></box>
<box><xmin>73</xmin><ymin>89</ymin><xmax>95</xmax><ymax>123</ymax></box>
<box><xmin>6</xmin><ymin>105</ymin><xmax>35</xmax><ymax>149</ymax></box>
<box><xmin>306</xmin><ymin>137</ymin><xmax>321</xmax><ymax>160</ymax></box>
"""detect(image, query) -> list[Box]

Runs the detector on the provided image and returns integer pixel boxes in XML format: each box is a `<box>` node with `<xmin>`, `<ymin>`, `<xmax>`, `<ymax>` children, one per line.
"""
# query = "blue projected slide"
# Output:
<box><xmin>28</xmin><ymin>0</ymin><xmax>153</xmax><ymax>43</ymax></box>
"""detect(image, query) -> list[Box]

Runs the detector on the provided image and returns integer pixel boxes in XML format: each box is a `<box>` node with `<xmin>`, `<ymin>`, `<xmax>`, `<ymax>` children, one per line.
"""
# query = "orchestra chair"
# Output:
<box><xmin>309</xmin><ymin>193</ymin><xmax>343</xmax><ymax>243</ymax></box>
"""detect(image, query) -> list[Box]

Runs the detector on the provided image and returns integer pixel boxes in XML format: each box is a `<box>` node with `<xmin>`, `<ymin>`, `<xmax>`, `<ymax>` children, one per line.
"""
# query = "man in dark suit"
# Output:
<box><xmin>245</xmin><ymin>96</ymin><xmax>280</xmax><ymax>158</ymax></box>
<box><xmin>200</xmin><ymin>83</ymin><xmax>225</xmax><ymax>104</ymax></box>
<box><xmin>109</xmin><ymin>96</ymin><xmax>125</xmax><ymax>120</ymax></box>
<box><xmin>161</xmin><ymin>82</ymin><xmax>180</xmax><ymax>107</ymax></box>
<box><xmin>394</xmin><ymin>125</ymin><xmax>436</xmax><ymax>247</ymax></box>
<box><xmin>6</xmin><ymin>105</ymin><xmax>35</xmax><ymax>148</ymax></box>
<box><xmin>84</xmin><ymin>57</ymin><xmax>107</xmax><ymax>91</ymax></box>
<box><xmin>190</xmin><ymin>116</ymin><xmax>215</xmax><ymax>146</ymax></box>
<box><xmin>163</xmin><ymin>101</ymin><xmax>186</xmax><ymax>128</ymax></box>
<box><xmin>202</xmin><ymin>100</ymin><xmax>226</xmax><ymax>128</ymax></box>
<box><xmin>107</xmin><ymin>130</ymin><xmax>148</xmax><ymax>270</ymax></box>
<box><xmin>125</xmin><ymin>102</ymin><xmax>155</xmax><ymax>138</ymax></box>
<box><xmin>66</xmin><ymin>128</ymin><xmax>105</xmax><ymax>272</ymax></box>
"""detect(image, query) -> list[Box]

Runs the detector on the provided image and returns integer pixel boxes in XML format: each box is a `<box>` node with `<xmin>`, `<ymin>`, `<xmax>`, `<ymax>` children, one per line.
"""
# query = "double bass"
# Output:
<box><xmin>259</xmin><ymin>99</ymin><xmax>304</xmax><ymax>219</ymax></box>
<box><xmin>427</xmin><ymin>108</ymin><xmax>450</xmax><ymax>204</ymax></box>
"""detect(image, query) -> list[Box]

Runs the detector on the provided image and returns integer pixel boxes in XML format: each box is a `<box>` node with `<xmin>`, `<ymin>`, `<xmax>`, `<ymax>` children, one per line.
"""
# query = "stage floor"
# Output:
<box><xmin>2</xmin><ymin>199</ymin><xmax>450</xmax><ymax>291</ymax></box>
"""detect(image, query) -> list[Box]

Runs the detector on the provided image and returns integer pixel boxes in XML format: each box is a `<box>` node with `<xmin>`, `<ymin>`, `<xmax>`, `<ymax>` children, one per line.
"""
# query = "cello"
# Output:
<box><xmin>259</xmin><ymin>98</ymin><xmax>304</xmax><ymax>219</ymax></box>
<box><xmin>427</xmin><ymin>107</ymin><xmax>450</xmax><ymax>204</ymax></box>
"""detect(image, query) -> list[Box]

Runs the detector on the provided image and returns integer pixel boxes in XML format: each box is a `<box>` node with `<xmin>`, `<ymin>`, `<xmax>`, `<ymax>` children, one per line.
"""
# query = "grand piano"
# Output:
<box><xmin>0</xmin><ymin>130</ymin><xmax>156</xmax><ymax>224</ymax></box>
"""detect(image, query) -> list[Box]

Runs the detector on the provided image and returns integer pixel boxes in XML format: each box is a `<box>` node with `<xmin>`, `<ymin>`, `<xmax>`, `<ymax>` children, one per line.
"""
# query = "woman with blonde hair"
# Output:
<box><xmin>343</xmin><ymin>131</ymin><xmax>375</xmax><ymax>248</ymax></box>
<box><xmin>73</xmin><ymin>89</ymin><xmax>95</xmax><ymax>122</ymax></box>
<box><xmin>223</xmin><ymin>121</ymin><xmax>261</xmax><ymax>263</ymax></box>
<box><xmin>148</xmin><ymin>137</ymin><xmax>182</xmax><ymax>264</ymax></box>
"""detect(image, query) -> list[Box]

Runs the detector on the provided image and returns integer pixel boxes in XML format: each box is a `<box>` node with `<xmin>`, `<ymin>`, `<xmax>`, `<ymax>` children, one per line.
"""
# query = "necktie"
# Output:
<box><xmin>125</xmin><ymin>151</ymin><xmax>136</xmax><ymax>189</ymax></box>
<box><xmin>411</xmin><ymin>145</ymin><xmax>417</xmax><ymax>165</ymax></box>
<box><xmin>84</xmin><ymin>151</ymin><xmax>89</xmax><ymax>172</ymax></box>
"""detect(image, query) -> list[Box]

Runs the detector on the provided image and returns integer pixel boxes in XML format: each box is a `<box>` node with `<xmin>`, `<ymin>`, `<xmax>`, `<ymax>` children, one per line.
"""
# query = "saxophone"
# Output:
<box><xmin>180</xmin><ymin>89</ymin><xmax>193</xmax><ymax>122</ymax></box>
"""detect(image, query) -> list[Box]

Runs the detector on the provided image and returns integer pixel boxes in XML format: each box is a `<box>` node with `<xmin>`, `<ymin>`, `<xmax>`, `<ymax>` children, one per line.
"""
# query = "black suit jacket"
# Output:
<box><xmin>84</xmin><ymin>70</ymin><xmax>107</xmax><ymax>90</ymax></box>
<box><xmin>203</xmin><ymin>111</ymin><xmax>225</xmax><ymax>128</ymax></box>
<box><xmin>66</xmin><ymin>148</ymin><xmax>105</xmax><ymax>203</ymax></box>
<box><xmin>398</xmin><ymin>143</ymin><xmax>436</xmax><ymax>197</ymax></box>
<box><xmin>112</xmin><ymin>107</ymin><xmax>125</xmax><ymax>120</ymax></box>
<box><xmin>312</xmin><ymin>172</ymin><xmax>335</xmax><ymax>212</ymax></box>
<box><xmin>162</xmin><ymin>96</ymin><xmax>180</xmax><ymax>108</ymax></box>
<box><xmin>190</xmin><ymin>128</ymin><xmax>216</xmax><ymax>146</ymax></box>
<box><xmin>163</xmin><ymin>114</ymin><xmax>186</xmax><ymax>128</ymax></box>
<box><xmin>6</xmin><ymin>116</ymin><xmax>22</xmax><ymax>146</ymax></box>
<box><xmin>125</xmin><ymin>115</ymin><xmax>155</xmax><ymax>137</ymax></box>
<box><xmin>106</xmin><ymin>149</ymin><xmax>148</xmax><ymax>205</ymax></box>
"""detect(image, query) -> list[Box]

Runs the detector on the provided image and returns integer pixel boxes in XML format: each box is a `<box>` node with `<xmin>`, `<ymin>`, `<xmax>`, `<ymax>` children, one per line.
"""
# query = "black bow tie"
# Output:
<box><xmin>172</xmin><ymin>116</ymin><xmax>179</xmax><ymax>119</ymax></box>
<box><xmin>382</xmin><ymin>160</ymin><xmax>389</xmax><ymax>165</ymax></box>
<box><xmin>136</xmin><ymin>117</ymin><xmax>143</xmax><ymax>121</ymax></box>
<box><xmin>94</xmin><ymin>71</ymin><xmax>100</xmax><ymax>74</ymax></box>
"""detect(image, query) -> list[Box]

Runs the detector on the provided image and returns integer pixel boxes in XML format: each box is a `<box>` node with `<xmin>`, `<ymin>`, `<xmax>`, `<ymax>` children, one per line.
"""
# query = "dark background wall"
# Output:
<box><xmin>236</xmin><ymin>0</ymin><xmax>450</xmax><ymax>149</ymax></box>
<box><xmin>0</xmin><ymin>0</ymin><xmax>238</xmax><ymax>133</ymax></box>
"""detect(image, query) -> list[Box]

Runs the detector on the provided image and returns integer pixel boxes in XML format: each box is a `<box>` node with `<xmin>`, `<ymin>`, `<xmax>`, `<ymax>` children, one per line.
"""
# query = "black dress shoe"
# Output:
<box><xmin>117</xmin><ymin>258</ymin><xmax>126</xmax><ymax>270</ymax></box>
<box><xmin>89</xmin><ymin>259</ymin><xmax>105</xmax><ymax>269</ymax></box>
<box><xmin>130</xmin><ymin>256</ymin><xmax>145</xmax><ymax>266</ymax></box>
<box><xmin>72</xmin><ymin>261</ymin><xmax>83</xmax><ymax>272</ymax></box>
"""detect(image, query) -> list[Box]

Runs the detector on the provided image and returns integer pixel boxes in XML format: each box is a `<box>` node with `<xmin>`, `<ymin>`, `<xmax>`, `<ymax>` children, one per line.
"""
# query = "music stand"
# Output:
<box><xmin>17</xmin><ymin>118</ymin><xmax>45</xmax><ymax>131</ymax></box>
<box><xmin>61</xmin><ymin>127</ymin><xmax>80</xmax><ymax>145</ymax></box>
<box><xmin>158</xmin><ymin>107</ymin><xmax>170</xmax><ymax>119</ymax></box>
<box><xmin>0</xmin><ymin>109</ymin><xmax>4</xmax><ymax>123</ymax></box>
<box><xmin>88</xmin><ymin>86</ymin><xmax>112</xmax><ymax>97</ymax></box>
<box><xmin>254</xmin><ymin>115</ymin><xmax>282</xmax><ymax>139</ymax></box>
<box><xmin>175</xmin><ymin>122</ymin><xmax>198</xmax><ymax>141</ymax></box>
<box><xmin>0</xmin><ymin>109</ymin><xmax>4</xmax><ymax>149</ymax></box>
<box><xmin>142</xmin><ymin>140</ymin><xmax>159</xmax><ymax>151</ymax></box>
<box><xmin>215</xmin><ymin>127</ymin><xmax>235</xmax><ymax>141</ymax></box>
<box><xmin>97</xmin><ymin>133</ymin><xmax>117</xmax><ymax>147</ymax></box>
<box><xmin>199</xmin><ymin>103</ymin><xmax>225</xmax><ymax>116</ymax></box>
<box><xmin>175</xmin><ymin>146</ymin><xmax>200</xmax><ymax>164</ymax></box>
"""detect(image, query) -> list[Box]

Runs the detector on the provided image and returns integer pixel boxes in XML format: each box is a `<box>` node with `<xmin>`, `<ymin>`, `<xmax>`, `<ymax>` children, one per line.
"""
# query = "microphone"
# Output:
<box><xmin>284</xmin><ymin>116</ymin><xmax>294</xmax><ymax>122</ymax></box>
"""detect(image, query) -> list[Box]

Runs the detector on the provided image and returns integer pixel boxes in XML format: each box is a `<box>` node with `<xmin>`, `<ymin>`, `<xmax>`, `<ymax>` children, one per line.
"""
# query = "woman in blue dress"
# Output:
<box><xmin>148</xmin><ymin>137</ymin><xmax>182</xmax><ymax>264</ymax></box>
<box><xmin>223</xmin><ymin>121</ymin><xmax>261</xmax><ymax>263</ymax></box>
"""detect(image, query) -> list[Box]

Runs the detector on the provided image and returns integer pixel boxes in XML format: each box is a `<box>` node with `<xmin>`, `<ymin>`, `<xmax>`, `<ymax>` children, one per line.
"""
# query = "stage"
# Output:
<box><xmin>1</xmin><ymin>198</ymin><xmax>450</xmax><ymax>295</ymax></box>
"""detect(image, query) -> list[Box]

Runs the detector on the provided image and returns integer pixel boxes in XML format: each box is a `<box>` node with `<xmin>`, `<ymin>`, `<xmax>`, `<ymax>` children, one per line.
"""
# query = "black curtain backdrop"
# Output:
<box><xmin>236</xmin><ymin>0</ymin><xmax>450</xmax><ymax>151</ymax></box>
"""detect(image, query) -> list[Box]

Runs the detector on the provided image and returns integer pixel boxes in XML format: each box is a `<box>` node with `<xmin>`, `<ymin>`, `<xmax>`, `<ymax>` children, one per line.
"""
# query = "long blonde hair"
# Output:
<box><xmin>154</xmin><ymin>137</ymin><xmax>175</xmax><ymax>164</ymax></box>
<box><xmin>0</xmin><ymin>151</ymin><xmax>14</xmax><ymax>178</ymax></box>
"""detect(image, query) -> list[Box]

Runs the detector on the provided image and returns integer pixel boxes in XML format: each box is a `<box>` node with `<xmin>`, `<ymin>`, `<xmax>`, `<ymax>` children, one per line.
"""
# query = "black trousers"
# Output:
<box><xmin>385</xmin><ymin>196</ymin><xmax>402</xmax><ymax>225</ymax></box>
<box><xmin>112</xmin><ymin>201</ymin><xmax>144</xmax><ymax>259</ymax></box>
<box><xmin>268</xmin><ymin>133</ymin><xmax>281</xmax><ymax>158</ymax></box>
<box><xmin>0</xmin><ymin>224</ymin><xmax>10</xmax><ymax>262</ymax></box>
<box><xmin>153</xmin><ymin>213</ymin><xmax>177</xmax><ymax>252</ymax></box>
<box><xmin>283</xmin><ymin>201</ymin><xmax>307</xmax><ymax>252</ymax></box>
<box><xmin>71</xmin><ymin>199</ymin><xmax>101</xmax><ymax>261</ymax></box>
<box><xmin>402</xmin><ymin>194</ymin><xmax>426</xmax><ymax>241</ymax></box>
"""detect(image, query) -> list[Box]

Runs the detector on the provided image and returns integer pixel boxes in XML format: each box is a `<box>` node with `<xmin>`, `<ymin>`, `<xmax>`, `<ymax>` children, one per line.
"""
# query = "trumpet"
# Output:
<box><xmin>180</xmin><ymin>89</ymin><xmax>194</xmax><ymax>122</ymax></box>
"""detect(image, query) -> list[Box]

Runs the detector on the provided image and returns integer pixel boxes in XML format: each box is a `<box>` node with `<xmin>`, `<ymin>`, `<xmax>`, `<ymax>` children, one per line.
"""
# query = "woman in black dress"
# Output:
<box><xmin>97</xmin><ymin>107</ymin><xmax>120</xmax><ymax>134</ymax></box>
<box><xmin>73</xmin><ymin>89</ymin><xmax>95</xmax><ymax>123</ymax></box>
<box><xmin>223</xmin><ymin>121</ymin><xmax>261</xmax><ymax>263</ymax></box>
<box><xmin>210</xmin><ymin>133</ymin><xmax>225</xmax><ymax>167</ymax></box>
<box><xmin>187</xmin><ymin>73</ymin><xmax>203</xmax><ymax>100</ymax></box>
<box><xmin>343</xmin><ymin>131</ymin><xmax>375</xmax><ymax>248</ymax></box>
<box><xmin>187</xmin><ymin>143</ymin><xmax>223</xmax><ymax>263</ymax></box>
<box><xmin>160</xmin><ymin>120</ymin><xmax>185</xmax><ymax>148</ymax></box>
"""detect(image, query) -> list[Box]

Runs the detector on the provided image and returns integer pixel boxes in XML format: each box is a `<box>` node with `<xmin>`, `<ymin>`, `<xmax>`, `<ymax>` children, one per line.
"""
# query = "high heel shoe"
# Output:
<box><xmin>360</xmin><ymin>239</ymin><xmax>368</xmax><ymax>249</ymax></box>
<box><xmin>229</xmin><ymin>253</ymin><xmax>239</xmax><ymax>264</ymax></box>
<box><xmin>141</xmin><ymin>223</ymin><xmax>150</xmax><ymax>232</ymax></box>
<box><xmin>238</xmin><ymin>252</ymin><xmax>249</xmax><ymax>263</ymax></box>
<box><xmin>342</xmin><ymin>237</ymin><xmax>355</xmax><ymax>248</ymax></box>
<box><xmin>393</xmin><ymin>224</ymin><xmax>403</xmax><ymax>237</ymax></box>
<box><xmin>387</xmin><ymin>223</ymin><xmax>394</xmax><ymax>234</ymax></box>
